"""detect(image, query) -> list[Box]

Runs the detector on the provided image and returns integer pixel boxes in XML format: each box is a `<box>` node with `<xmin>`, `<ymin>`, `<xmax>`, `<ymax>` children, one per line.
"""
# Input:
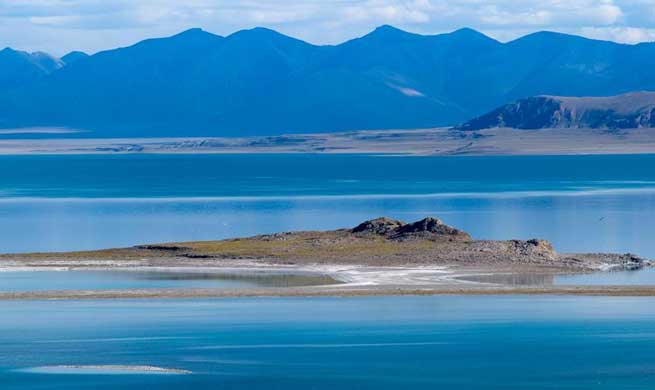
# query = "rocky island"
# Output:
<box><xmin>0</xmin><ymin>217</ymin><xmax>652</xmax><ymax>299</ymax></box>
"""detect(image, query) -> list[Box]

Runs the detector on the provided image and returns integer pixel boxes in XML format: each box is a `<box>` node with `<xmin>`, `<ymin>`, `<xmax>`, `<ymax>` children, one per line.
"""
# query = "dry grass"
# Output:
<box><xmin>0</xmin><ymin>230</ymin><xmax>450</xmax><ymax>266</ymax></box>
<box><xmin>178</xmin><ymin>232</ymin><xmax>440</xmax><ymax>261</ymax></box>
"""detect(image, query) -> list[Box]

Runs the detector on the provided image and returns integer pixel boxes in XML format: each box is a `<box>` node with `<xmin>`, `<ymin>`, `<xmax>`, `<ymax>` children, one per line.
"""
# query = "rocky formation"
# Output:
<box><xmin>510</xmin><ymin>239</ymin><xmax>558</xmax><ymax>261</ymax></box>
<box><xmin>351</xmin><ymin>217</ymin><xmax>471</xmax><ymax>240</ymax></box>
<box><xmin>351</xmin><ymin>217</ymin><xmax>406</xmax><ymax>236</ymax></box>
<box><xmin>457</xmin><ymin>92</ymin><xmax>655</xmax><ymax>131</ymax></box>
<box><xmin>2</xmin><ymin>216</ymin><xmax>649</xmax><ymax>272</ymax></box>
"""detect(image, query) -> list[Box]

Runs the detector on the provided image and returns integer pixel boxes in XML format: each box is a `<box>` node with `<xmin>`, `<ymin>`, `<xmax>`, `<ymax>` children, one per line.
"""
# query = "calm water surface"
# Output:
<box><xmin>1</xmin><ymin>154</ymin><xmax>655</xmax><ymax>256</ymax></box>
<box><xmin>558</xmin><ymin>269</ymin><xmax>655</xmax><ymax>286</ymax></box>
<box><xmin>0</xmin><ymin>270</ymin><xmax>339</xmax><ymax>292</ymax></box>
<box><xmin>2</xmin><ymin>155</ymin><xmax>655</xmax><ymax>389</ymax></box>
<box><xmin>2</xmin><ymin>296</ymin><xmax>655</xmax><ymax>389</ymax></box>
<box><xmin>460</xmin><ymin>269</ymin><xmax>655</xmax><ymax>286</ymax></box>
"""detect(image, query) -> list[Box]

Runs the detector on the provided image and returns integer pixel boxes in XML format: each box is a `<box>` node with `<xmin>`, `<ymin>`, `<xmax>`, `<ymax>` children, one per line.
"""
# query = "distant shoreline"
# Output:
<box><xmin>4</xmin><ymin>284</ymin><xmax>655</xmax><ymax>300</ymax></box>
<box><xmin>3</xmin><ymin>127</ymin><xmax>655</xmax><ymax>156</ymax></box>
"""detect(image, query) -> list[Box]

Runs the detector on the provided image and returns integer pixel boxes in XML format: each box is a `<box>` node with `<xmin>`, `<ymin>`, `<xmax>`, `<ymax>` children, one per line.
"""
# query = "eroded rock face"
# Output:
<box><xmin>510</xmin><ymin>239</ymin><xmax>558</xmax><ymax>260</ymax></box>
<box><xmin>351</xmin><ymin>217</ymin><xmax>406</xmax><ymax>235</ymax></box>
<box><xmin>351</xmin><ymin>217</ymin><xmax>471</xmax><ymax>240</ymax></box>
<box><xmin>456</xmin><ymin>92</ymin><xmax>655</xmax><ymax>131</ymax></box>
<box><xmin>394</xmin><ymin>217</ymin><xmax>470</xmax><ymax>239</ymax></box>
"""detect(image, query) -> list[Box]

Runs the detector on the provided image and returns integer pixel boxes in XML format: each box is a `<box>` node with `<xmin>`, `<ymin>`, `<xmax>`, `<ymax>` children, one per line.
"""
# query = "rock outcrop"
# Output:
<box><xmin>510</xmin><ymin>239</ymin><xmax>558</xmax><ymax>261</ymax></box>
<box><xmin>352</xmin><ymin>217</ymin><xmax>471</xmax><ymax>241</ymax></box>
<box><xmin>351</xmin><ymin>217</ymin><xmax>406</xmax><ymax>236</ymax></box>
<box><xmin>456</xmin><ymin>92</ymin><xmax>655</xmax><ymax>130</ymax></box>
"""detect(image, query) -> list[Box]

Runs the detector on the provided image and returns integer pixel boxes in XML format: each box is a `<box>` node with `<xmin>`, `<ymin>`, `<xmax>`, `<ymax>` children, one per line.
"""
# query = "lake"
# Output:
<box><xmin>2</xmin><ymin>296</ymin><xmax>655</xmax><ymax>389</ymax></box>
<box><xmin>1</xmin><ymin>154</ymin><xmax>655</xmax><ymax>256</ymax></box>
<box><xmin>2</xmin><ymin>153</ymin><xmax>655</xmax><ymax>389</ymax></box>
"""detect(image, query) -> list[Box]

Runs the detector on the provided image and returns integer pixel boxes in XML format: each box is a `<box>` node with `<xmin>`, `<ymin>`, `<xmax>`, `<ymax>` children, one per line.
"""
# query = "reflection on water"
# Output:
<box><xmin>458</xmin><ymin>268</ymin><xmax>655</xmax><ymax>287</ymax></box>
<box><xmin>0</xmin><ymin>270</ymin><xmax>340</xmax><ymax>292</ymax></box>
<box><xmin>457</xmin><ymin>273</ymin><xmax>556</xmax><ymax>286</ymax></box>
<box><xmin>556</xmin><ymin>268</ymin><xmax>655</xmax><ymax>286</ymax></box>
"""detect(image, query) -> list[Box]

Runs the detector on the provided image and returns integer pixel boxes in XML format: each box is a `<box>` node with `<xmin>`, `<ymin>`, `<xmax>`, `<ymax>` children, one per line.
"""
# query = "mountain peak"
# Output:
<box><xmin>122</xmin><ymin>27</ymin><xmax>223</xmax><ymax>51</ymax></box>
<box><xmin>61</xmin><ymin>51</ymin><xmax>89</xmax><ymax>65</ymax></box>
<box><xmin>373</xmin><ymin>25</ymin><xmax>405</xmax><ymax>34</ymax></box>
<box><xmin>510</xmin><ymin>30</ymin><xmax>612</xmax><ymax>46</ymax></box>
<box><xmin>227</xmin><ymin>27</ymin><xmax>311</xmax><ymax>47</ymax></box>
<box><xmin>0</xmin><ymin>47</ymin><xmax>21</xmax><ymax>57</ymax></box>
<box><xmin>450</xmin><ymin>27</ymin><xmax>494</xmax><ymax>40</ymax></box>
<box><xmin>168</xmin><ymin>27</ymin><xmax>223</xmax><ymax>43</ymax></box>
<box><xmin>359</xmin><ymin>25</ymin><xmax>418</xmax><ymax>43</ymax></box>
<box><xmin>174</xmin><ymin>27</ymin><xmax>207</xmax><ymax>37</ymax></box>
<box><xmin>229</xmin><ymin>27</ymin><xmax>293</xmax><ymax>39</ymax></box>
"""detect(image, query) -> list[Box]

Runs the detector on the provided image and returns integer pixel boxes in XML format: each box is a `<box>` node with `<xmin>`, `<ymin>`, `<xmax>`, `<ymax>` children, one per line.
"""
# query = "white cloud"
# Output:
<box><xmin>580</xmin><ymin>26</ymin><xmax>655</xmax><ymax>44</ymax></box>
<box><xmin>0</xmin><ymin>0</ymin><xmax>653</xmax><ymax>55</ymax></box>
<box><xmin>341</xmin><ymin>0</ymin><xmax>434</xmax><ymax>23</ymax></box>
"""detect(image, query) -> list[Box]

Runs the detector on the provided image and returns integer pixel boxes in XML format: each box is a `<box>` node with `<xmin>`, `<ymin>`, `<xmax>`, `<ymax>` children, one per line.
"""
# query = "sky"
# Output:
<box><xmin>2</xmin><ymin>0</ymin><xmax>655</xmax><ymax>56</ymax></box>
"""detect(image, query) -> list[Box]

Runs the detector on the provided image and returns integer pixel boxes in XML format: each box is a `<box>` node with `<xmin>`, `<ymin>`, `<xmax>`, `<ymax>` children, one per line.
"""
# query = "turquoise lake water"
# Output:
<box><xmin>2</xmin><ymin>296</ymin><xmax>655</xmax><ymax>389</ymax></box>
<box><xmin>1</xmin><ymin>154</ymin><xmax>655</xmax><ymax>256</ymax></box>
<box><xmin>2</xmin><ymin>154</ymin><xmax>655</xmax><ymax>388</ymax></box>
<box><xmin>458</xmin><ymin>269</ymin><xmax>655</xmax><ymax>286</ymax></box>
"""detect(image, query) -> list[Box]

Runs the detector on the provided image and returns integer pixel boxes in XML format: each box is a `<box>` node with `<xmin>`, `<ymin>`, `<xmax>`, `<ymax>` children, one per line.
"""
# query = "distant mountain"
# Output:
<box><xmin>457</xmin><ymin>92</ymin><xmax>655</xmax><ymax>130</ymax></box>
<box><xmin>0</xmin><ymin>48</ymin><xmax>62</xmax><ymax>90</ymax></box>
<box><xmin>61</xmin><ymin>51</ymin><xmax>89</xmax><ymax>65</ymax></box>
<box><xmin>2</xmin><ymin>26</ymin><xmax>655</xmax><ymax>136</ymax></box>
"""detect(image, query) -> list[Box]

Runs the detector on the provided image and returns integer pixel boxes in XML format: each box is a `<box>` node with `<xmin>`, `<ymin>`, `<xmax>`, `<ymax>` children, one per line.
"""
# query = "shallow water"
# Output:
<box><xmin>459</xmin><ymin>268</ymin><xmax>655</xmax><ymax>287</ymax></box>
<box><xmin>1</xmin><ymin>154</ymin><xmax>655</xmax><ymax>256</ymax></box>
<box><xmin>2</xmin><ymin>296</ymin><xmax>655</xmax><ymax>389</ymax></box>
<box><xmin>557</xmin><ymin>268</ymin><xmax>655</xmax><ymax>286</ymax></box>
<box><xmin>0</xmin><ymin>270</ymin><xmax>339</xmax><ymax>292</ymax></box>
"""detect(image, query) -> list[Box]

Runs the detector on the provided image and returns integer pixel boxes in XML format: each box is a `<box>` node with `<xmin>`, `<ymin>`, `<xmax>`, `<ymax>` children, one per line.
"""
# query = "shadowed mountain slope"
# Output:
<box><xmin>457</xmin><ymin>92</ymin><xmax>655</xmax><ymax>130</ymax></box>
<box><xmin>0</xmin><ymin>48</ymin><xmax>63</xmax><ymax>90</ymax></box>
<box><xmin>2</xmin><ymin>27</ymin><xmax>655</xmax><ymax>136</ymax></box>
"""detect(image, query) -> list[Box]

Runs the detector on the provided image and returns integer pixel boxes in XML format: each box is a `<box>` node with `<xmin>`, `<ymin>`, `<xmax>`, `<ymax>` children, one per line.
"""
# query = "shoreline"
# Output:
<box><xmin>0</xmin><ymin>263</ymin><xmax>652</xmax><ymax>300</ymax></box>
<box><xmin>3</xmin><ymin>127</ymin><xmax>655</xmax><ymax>156</ymax></box>
<box><xmin>4</xmin><ymin>285</ymin><xmax>655</xmax><ymax>300</ymax></box>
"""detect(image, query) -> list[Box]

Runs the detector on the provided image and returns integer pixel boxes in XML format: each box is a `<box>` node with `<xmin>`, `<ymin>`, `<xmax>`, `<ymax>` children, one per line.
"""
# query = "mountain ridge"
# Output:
<box><xmin>0</xmin><ymin>47</ymin><xmax>63</xmax><ymax>90</ymax></box>
<box><xmin>457</xmin><ymin>92</ymin><xmax>655</xmax><ymax>130</ymax></box>
<box><xmin>2</xmin><ymin>26</ymin><xmax>655</xmax><ymax>137</ymax></box>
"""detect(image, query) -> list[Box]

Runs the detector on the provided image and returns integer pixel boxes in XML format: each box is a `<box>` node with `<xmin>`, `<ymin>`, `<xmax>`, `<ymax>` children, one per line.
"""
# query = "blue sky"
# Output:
<box><xmin>2</xmin><ymin>0</ymin><xmax>655</xmax><ymax>55</ymax></box>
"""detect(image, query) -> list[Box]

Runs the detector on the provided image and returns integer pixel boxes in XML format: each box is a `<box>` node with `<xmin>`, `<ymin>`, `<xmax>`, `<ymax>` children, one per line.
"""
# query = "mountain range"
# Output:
<box><xmin>2</xmin><ymin>26</ymin><xmax>655</xmax><ymax>137</ymax></box>
<box><xmin>457</xmin><ymin>92</ymin><xmax>655</xmax><ymax>131</ymax></box>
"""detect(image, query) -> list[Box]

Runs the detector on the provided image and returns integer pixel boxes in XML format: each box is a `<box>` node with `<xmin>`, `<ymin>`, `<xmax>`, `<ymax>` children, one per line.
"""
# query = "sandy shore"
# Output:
<box><xmin>4</xmin><ymin>284</ymin><xmax>655</xmax><ymax>300</ymax></box>
<box><xmin>3</xmin><ymin>127</ymin><xmax>655</xmax><ymax>156</ymax></box>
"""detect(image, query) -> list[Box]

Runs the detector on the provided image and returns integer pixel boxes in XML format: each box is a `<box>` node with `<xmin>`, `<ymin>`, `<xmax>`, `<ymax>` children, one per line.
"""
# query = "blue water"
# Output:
<box><xmin>458</xmin><ymin>270</ymin><xmax>655</xmax><ymax>286</ymax></box>
<box><xmin>557</xmin><ymin>268</ymin><xmax>655</xmax><ymax>286</ymax></box>
<box><xmin>1</xmin><ymin>154</ymin><xmax>655</xmax><ymax>256</ymax></box>
<box><xmin>1</xmin><ymin>296</ymin><xmax>655</xmax><ymax>389</ymax></box>
<box><xmin>3</xmin><ymin>154</ymin><xmax>655</xmax><ymax>389</ymax></box>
